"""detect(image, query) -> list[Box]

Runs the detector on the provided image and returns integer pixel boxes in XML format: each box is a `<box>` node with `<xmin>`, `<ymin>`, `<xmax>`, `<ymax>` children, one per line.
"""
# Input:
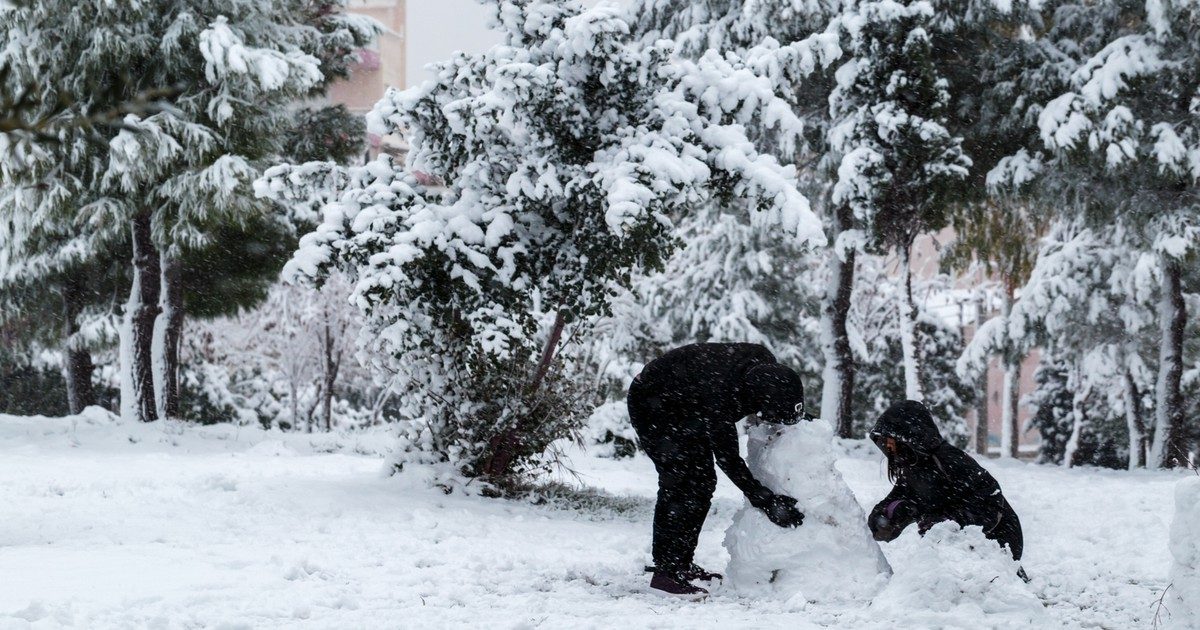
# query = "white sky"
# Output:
<box><xmin>405</xmin><ymin>0</ymin><xmax>628</xmax><ymax>88</ymax></box>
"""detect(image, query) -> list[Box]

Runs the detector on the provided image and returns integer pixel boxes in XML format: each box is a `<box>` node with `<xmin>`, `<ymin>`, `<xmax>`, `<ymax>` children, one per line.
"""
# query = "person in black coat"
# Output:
<box><xmin>628</xmin><ymin>343</ymin><xmax>809</xmax><ymax>597</ymax></box>
<box><xmin>867</xmin><ymin>400</ymin><xmax>1026</xmax><ymax>576</ymax></box>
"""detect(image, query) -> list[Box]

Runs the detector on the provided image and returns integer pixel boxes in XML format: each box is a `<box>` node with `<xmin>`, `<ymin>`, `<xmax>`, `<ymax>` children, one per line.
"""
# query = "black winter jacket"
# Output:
<box><xmin>629</xmin><ymin>342</ymin><xmax>804</xmax><ymax>504</ymax></box>
<box><xmin>867</xmin><ymin>400</ymin><xmax>1024</xmax><ymax>561</ymax></box>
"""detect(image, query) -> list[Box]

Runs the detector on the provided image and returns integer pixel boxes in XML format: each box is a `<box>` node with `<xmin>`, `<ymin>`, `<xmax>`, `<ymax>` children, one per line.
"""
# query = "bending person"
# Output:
<box><xmin>628</xmin><ymin>343</ymin><xmax>808</xmax><ymax>598</ymax></box>
<box><xmin>867</xmin><ymin>400</ymin><xmax>1026</xmax><ymax>579</ymax></box>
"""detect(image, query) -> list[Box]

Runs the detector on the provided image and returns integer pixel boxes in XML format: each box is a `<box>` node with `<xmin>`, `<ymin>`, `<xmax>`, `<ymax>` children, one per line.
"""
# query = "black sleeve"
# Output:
<box><xmin>868</xmin><ymin>479</ymin><xmax>920</xmax><ymax>541</ymax></box>
<box><xmin>707</xmin><ymin>419</ymin><xmax>772</xmax><ymax>506</ymax></box>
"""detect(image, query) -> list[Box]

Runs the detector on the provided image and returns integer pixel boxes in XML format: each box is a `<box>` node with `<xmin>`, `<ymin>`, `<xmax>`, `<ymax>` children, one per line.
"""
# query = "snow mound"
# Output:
<box><xmin>247</xmin><ymin>440</ymin><xmax>298</xmax><ymax>457</ymax></box>
<box><xmin>724</xmin><ymin>420</ymin><xmax>890</xmax><ymax>606</ymax></box>
<box><xmin>1167</xmin><ymin>477</ymin><xmax>1200</xmax><ymax>629</ymax></box>
<box><xmin>871</xmin><ymin>522</ymin><xmax>1045</xmax><ymax>626</ymax></box>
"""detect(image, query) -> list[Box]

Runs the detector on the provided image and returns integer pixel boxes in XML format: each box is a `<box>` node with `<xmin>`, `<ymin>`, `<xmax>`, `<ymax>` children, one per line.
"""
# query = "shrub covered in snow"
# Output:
<box><xmin>261</xmin><ymin>0</ymin><xmax>830</xmax><ymax>483</ymax></box>
<box><xmin>578</xmin><ymin>401</ymin><xmax>638</xmax><ymax>459</ymax></box>
<box><xmin>724</xmin><ymin>420</ymin><xmax>890</xmax><ymax>605</ymax></box>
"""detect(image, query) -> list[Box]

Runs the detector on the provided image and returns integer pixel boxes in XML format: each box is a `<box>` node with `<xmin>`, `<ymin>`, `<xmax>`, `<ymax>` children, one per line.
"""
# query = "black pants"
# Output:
<box><xmin>628</xmin><ymin>385</ymin><xmax>717</xmax><ymax>574</ymax></box>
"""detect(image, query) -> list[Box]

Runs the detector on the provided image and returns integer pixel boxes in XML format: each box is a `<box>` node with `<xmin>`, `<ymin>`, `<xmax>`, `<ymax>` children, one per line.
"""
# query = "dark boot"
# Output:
<box><xmin>649</xmin><ymin>571</ymin><xmax>708</xmax><ymax>599</ymax></box>
<box><xmin>645</xmin><ymin>563</ymin><xmax>723</xmax><ymax>582</ymax></box>
<box><xmin>682</xmin><ymin>563</ymin><xmax>723</xmax><ymax>582</ymax></box>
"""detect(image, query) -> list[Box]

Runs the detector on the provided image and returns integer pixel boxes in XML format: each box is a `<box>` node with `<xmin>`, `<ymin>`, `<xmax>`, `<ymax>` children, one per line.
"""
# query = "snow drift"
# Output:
<box><xmin>871</xmin><ymin>522</ymin><xmax>1045</xmax><ymax>626</ymax></box>
<box><xmin>1168</xmin><ymin>477</ymin><xmax>1200</xmax><ymax>629</ymax></box>
<box><xmin>723</xmin><ymin>420</ymin><xmax>890</xmax><ymax>606</ymax></box>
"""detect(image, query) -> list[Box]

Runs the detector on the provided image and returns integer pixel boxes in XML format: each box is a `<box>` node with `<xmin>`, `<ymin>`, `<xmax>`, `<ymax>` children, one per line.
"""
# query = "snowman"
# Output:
<box><xmin>724</xmin><ymin>419</ymin><xmax>891</xmax><ymax>606</ymax></box>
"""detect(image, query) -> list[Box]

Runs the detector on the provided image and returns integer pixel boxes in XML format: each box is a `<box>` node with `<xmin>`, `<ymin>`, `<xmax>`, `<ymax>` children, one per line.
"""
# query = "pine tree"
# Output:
<box><xmin>946</xmin><ymin>201</ymin><xmax>1044</xmax><ymax>458</ymax></box>
<box><xmin>827</xmin><ymin>0</ymin><xmax>973</xmax><ymax>402</ymax></box>
<box><xmin>972</xmin><ymin>222</ymin><xmax>1159</xmax><ymax>468</ymax></box>
<box><xmin>629</xmin><ymin>0</ymin><xmax>862</xmax><ymax>435</ymax></box>
<box><xmin>263</xmin><ymin>0</ymin><xmax>828</xmax><ymax>483</ymax></box>
<box><xmin>1030</xmin><ymin>0</ymin><xmax>1200</xmax><ymax>467</ymax></box>
<box><xmin>0</xmin><ymin>0</ymin><xmax>374</xmax><ymax>421</ymax></box>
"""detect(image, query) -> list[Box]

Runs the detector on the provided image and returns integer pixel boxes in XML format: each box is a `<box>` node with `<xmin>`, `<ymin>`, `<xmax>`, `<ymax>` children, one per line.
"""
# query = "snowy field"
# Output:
<box><xmin>0</xmin><ymin>410</ymin><xmax>1186</xmax><ymax>629</ymax></box>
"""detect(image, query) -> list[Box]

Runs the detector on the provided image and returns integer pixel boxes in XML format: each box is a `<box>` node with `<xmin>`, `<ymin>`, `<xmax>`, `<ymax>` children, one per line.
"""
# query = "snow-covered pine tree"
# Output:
<box><xmin>0</xmin><ymin>0</ymin><xmax>374</xmax><ymax>422</ymax></box>
<box><xmin>827</xmin><ymin>0</ymin><xmax>973</xmax><ymax>403</ymax></box>
<box><xmin>849</xmin><ymin>254</ymin><xmax>972</xmax><ymax>442</ymax></box>
<box><xmin>980</xmin><ymin>222</ymin><xmax>1159</xmax><ymax>468</ymax></box>
<box><xmin>1032</xmin><ymin>0</ymin><xmax>1200</xmax><ymax>468</ymax></box>
<box><xmin>629</xmin><ymin>0</ymin><xmax>861</xmax><ymax>436</ymax></box>
<box><xmin>600</xmin><ymin>208</ymin><xmax>826</xmax><ymax>395</ymax></box>
<box><xmin>263</xmin><ymin>0</ymin><xmax>830</xmax><ymax>483</ymax></box>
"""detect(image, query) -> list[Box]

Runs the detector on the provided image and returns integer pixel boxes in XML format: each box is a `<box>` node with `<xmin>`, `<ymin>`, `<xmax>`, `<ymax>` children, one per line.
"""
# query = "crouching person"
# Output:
<box><xmin>867</xmin><ymin>400</ymin><xmax>1027</xmax><ymax>579</ymax></box>
<box><xmin>628</xmin><ymin>343</ymin><xmax>809</xmax><ymax>598</ymax></box>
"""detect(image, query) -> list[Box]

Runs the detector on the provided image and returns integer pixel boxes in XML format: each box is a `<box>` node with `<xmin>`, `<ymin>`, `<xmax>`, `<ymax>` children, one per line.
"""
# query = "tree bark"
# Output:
<box><xmin>820</xmin><ymin>207</ymin><xmax>857</xmax><ymax>438</ymax></box>
<box><xmin>999</xmin><ymin>286</ymin><xmax>1020</xmax><ymax>459</ymax></box>
<box><xmin>528</xmin><ymin>310</ymin><xmax>567</xmax><ymax>395</ymax></box>
<box><xmin>897</xmin><ymin>241</ymin><xmax>924</xmax><ymax>402</ymax></box>
<box><xmin>1149</xmin><ymin>258</ymin><xmax>1187</xmax><ymax>468</ymax></box>
<box><xmin>1123</xmin><ymin>365</ymin><xmax>1146</xmax><ymax>470</ymax></box>
<box><xmin>972</xmin><ymin>295</ymin><xmax>989</xmax><ymax>456</ymax></box>
<box><xmin>321</xmin><ymin>316</ymin><xmax>341</xmax><ymax>432</ymax></box>
<box><xmin>483</xmin><ymin>310</ymin><xmax>567</xmax><ymax>479</ymax></box>
<box><xmin>158</xmin><ymin>255</ymin><xmax>184</xmax><ymax>419</ymax></box>
<box><xmin>61</xmin><ymin>272</ymin><xmax>95</xmax><ymax>415</ymax></box>
<box><xmin>1063</xmin><ymin>362</ymin><xmax>1085</xmax><ymax>468</ymax></box>
<box><xmin>128</xmin><ymin>210</ymin><xmax>161</xmax><ymax>423</ymax></box>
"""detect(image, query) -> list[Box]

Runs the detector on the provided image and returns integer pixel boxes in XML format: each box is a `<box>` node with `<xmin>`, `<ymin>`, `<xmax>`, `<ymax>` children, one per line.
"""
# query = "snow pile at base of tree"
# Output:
<box><xmin>1167</xmin><ymin>477</ymin><xmax>1200</xmax><ymax>629</ymax></box>
<box><xmin>723</xmin><ymin>420</ymin><xmax>891</xmax><ymax>606</ymax></box>
<box><xmin>578</xmin><ymin>401</ymin><xmax>638</xmax><ymax>456</ymax></box>
<box><xmin>871</xmin><ymin>522</ymin><xmax>1045</xmax><ymax>626</ymax></box>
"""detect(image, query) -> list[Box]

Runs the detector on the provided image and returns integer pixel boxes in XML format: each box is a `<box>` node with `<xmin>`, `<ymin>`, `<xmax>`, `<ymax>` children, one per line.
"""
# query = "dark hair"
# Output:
<box><xmin>881</xmin><ymin>439</ymin><xmax>919</xmax><ymax>483</ymax></box>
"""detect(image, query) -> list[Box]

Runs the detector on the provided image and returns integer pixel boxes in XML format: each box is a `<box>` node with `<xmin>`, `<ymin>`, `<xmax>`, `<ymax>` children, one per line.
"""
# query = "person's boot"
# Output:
<box><xmin>644</xmin><ymin>563</ymin><xmax>723</xmax><ymax>582</ymax></box>
<box><xmin>681</xmin><ymin>563</ymin><xmax>723</xmax><ymax>582</ymax></box>
<box><xmin>649</xmin><ymin>570</ymin><xmax>709</xmax><ymax>599</ymax></box>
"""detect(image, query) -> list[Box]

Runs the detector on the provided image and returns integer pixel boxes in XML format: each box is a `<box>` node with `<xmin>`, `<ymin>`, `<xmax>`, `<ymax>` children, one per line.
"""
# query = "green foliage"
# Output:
<box><xmin>283</xmin><ymin>104</ymin><xmax>365</xmax><ymax>164</ymax></box>
<box><xmin>853</xmin><ymin>317</ymin><xmax>974</xmax><ymax>447</ymax></box>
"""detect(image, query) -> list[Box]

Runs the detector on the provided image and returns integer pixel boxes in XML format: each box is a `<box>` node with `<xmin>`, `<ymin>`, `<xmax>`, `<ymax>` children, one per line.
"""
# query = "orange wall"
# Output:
<box><xmin>328</xmin><ymin>0</ymin><xmax>407</xmax><ymax>113</ymax></box>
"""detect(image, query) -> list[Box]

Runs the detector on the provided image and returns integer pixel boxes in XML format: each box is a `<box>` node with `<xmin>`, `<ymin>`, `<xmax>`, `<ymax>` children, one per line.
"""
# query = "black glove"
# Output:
<box><xmin>758</xmin><ymin>493</ymin><xmax>804</xmax><ymax>528</ymax></box>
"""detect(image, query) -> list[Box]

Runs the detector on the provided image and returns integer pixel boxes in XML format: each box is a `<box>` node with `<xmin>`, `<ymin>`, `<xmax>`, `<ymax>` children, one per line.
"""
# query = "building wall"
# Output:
<box><xmin>905</xmin><ymin>229</ymin><xmax>1041</xmax><ymax>455</ymax></box>
<box><xmin>328</xmin><ymin>0</ymin><xmax>407</xmax><ymax>113</ymax></box>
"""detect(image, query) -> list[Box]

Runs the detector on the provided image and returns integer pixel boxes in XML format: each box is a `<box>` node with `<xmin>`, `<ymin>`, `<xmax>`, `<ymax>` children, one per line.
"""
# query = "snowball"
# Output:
<box><xmin>871</xmin><ymin>522</ymin><xmax>1045</xmax><ymax>626</ymax></box>
<box><xmin>724</xmin><ymin>420</ymin><xmax>891</xmax><ymax>606</ymax></box>
<box><xmin>1167</xmin><ymin>477</ymin><xmax>1200</xmax><ymax>629</ymax></box>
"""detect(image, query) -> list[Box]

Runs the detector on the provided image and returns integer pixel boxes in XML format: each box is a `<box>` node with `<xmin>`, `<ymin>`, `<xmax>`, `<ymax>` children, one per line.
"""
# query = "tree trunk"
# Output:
<box><xmin>1063</xmin><ymin>362</ymin><xmax>1086</xmax><ymax>468</ymax></box>
<box><xmin>126</xmin><ymin>210</ymin><xmax>161</xmax><ymax>423</ymax></box>
<box><xmin>61</xmin><ymin>272</ymin><xmax>95</xmax><ymax>415</ymax></box>
<box><xmin>321</xmin><ymin>316</ymin><xmax>341</xmax><ymax>432</ymax></box>
<box><xmin>483</xmin><ymin>310</ymin><xmax>567</xmax><ymax>479</ymax></box>
<box><xmin>972</xmin><ymin>295</ymin><xmax>989</xmax><ymax>456</ymax></box>
<box><xmin>1149</xmin><ymin>258</ymin><xmax>1187</xmax><ymax>469</ymax></box>
<box><xmin>999</xmin><ymin>286</ymin><xmax>1019</xmax><ymax>459</ymax></box>
<box><xmin>289</xmin><ymin>379</ymin><xmax>299</xmax><ymax>431</ymax></box>
<box><xmin>820</xmin><ymin>207</ymin><xmax>857</xmax><ymax>438</ymax></box>
<box><xmin>529</xmin><ymin>310</ymin><xmax>567</xmax><ymax>395</ymax></box>
<box><xmin>157</xmin><ymin>255</ymin><xmax>184</xmax><ymax>419</ymax></box>
<box><xmin>897</xmin><ymin>242</ymin><xmax>924</xmax><ymax>402</ymax></box>
<box><xmin>1124</xmin><ymin>365</ymin><xmax>1146</xmax><ymax>470</ymax></box>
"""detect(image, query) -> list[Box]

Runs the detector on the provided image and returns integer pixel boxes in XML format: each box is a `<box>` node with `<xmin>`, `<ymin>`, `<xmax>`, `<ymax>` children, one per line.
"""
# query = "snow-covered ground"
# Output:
<box><xmin>0</xmin><ymin>409</ymin><xmax>1185</xmax><ymax>628</ymax></box>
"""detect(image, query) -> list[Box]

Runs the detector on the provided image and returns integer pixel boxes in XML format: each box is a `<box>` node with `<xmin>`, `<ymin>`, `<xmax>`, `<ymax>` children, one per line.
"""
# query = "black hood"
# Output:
<box><xmin>870</xmin><ymin>400</ymin><xmax>944</xmax><ymax>454</ymax></box>
<box><xmin>743</xmin><ymin>363</ymin><xmax>804</xmax><ymax>424</ymax></box>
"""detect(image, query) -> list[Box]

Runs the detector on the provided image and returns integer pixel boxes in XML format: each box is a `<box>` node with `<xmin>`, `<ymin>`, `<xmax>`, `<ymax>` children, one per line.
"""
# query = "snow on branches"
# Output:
<box><xmin>260</xmin><ymin>0</ymin><xmax>831</xmax><ymax>479</ymax></box>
